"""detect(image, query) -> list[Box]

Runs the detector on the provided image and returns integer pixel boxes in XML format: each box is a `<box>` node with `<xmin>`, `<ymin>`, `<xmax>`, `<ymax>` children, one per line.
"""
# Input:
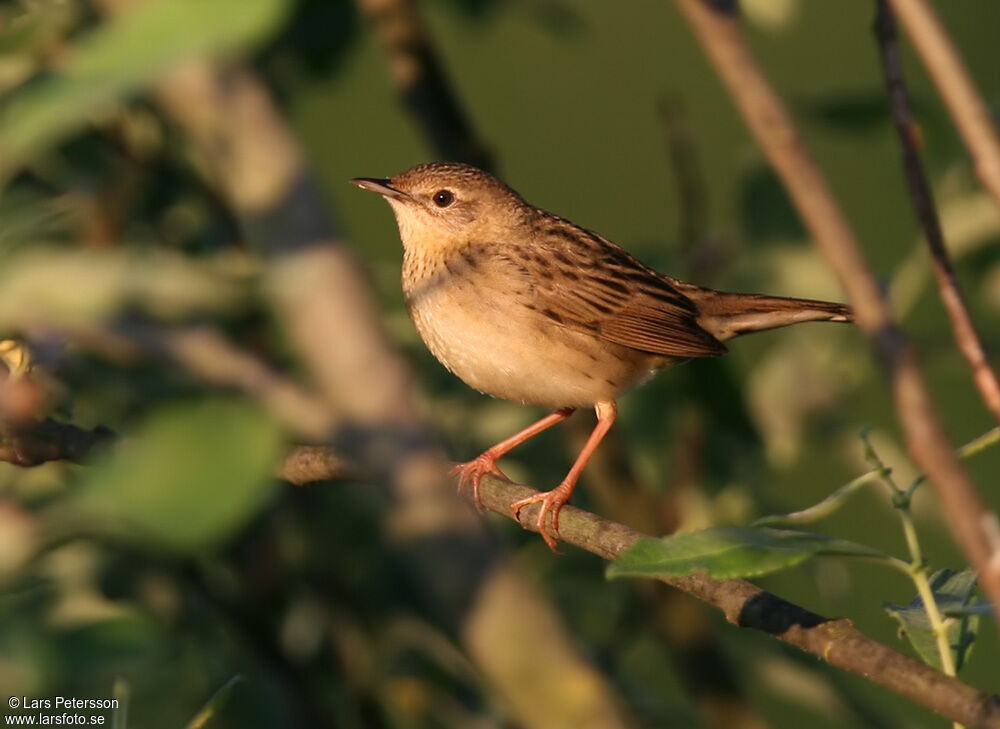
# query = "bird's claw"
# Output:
<box><xmin>510</xmin><ymin>486</ymin><xmax>572</xmax><ymax>552</ymax></box>
<box><xmin>450</xmin><ymin>453</ymin><xmax>506</xmax><ymax>512</ymax></box>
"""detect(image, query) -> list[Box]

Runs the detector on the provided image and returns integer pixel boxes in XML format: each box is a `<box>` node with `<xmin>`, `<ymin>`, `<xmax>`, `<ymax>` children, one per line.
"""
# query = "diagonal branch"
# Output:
<box><xmin>873</xmin><ymin>0</ymin><xmax>1000</xmax><ymax>425</ymax></box>
<box><xmin>674</xmin><ymin>0</ymin><xmax>1000</xmax><ymax>630</ymax></box>
<box><xmin>472</xmin><ymin>472</ymin><xmax>1000</xmax><ymax>729</ymax></box>
<box><xmin>885</xmin><ymin>0</ymin><xmax>1000</xmax><ymax>213</ymax></box>
<box><xmin>354</xmin><ymin>0</ymin><xmax>495</xmax><ymax>170</ymax></box>
<box><xmin>0</xmin><ymin>419</ymin><xmax>113</xmax><ymax>466</ymax></box>
<box><xmin>6</xmin><ymin>412</ymin><xmax>999</xmax><ymax>726</ymax></box>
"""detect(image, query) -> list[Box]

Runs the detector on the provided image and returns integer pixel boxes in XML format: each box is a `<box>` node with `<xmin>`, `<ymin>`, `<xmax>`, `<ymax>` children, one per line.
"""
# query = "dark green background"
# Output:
<box><xmin>1</xmin><ymin>0</ymin><xmax>998</xmax><ymax>727</ymax></box>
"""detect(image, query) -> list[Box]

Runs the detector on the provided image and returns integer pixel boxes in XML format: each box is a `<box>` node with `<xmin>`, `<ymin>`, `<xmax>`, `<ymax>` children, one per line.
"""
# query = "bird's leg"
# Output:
<box><xmin>511</xmin><ymin>401</ymin><xmax>617</xmax><ymax>550</ymax></box>
<box><xmin>451</xmin><ymin>407</ymin><xmax>575</xmax><ymax>510</ymax></box>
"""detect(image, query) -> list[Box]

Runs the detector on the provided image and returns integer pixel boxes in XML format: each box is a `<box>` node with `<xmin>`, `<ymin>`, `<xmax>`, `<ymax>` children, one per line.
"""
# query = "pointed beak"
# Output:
<box><xmin>350</xmin><ymin>177</ymin><xmax>410</xmax><ymax>201</ymax></box>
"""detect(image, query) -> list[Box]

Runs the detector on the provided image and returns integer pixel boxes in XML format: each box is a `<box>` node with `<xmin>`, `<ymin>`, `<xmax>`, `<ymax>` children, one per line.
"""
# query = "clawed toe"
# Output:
<box><xmin>450</xmin><ymin>454</ymin><xmax>506</xmax><ymax>511</ymax></box>
<box><xmin>510</xmin><ymin>488</ymin><xmax>571</xmax><ymax>551</ymax></box>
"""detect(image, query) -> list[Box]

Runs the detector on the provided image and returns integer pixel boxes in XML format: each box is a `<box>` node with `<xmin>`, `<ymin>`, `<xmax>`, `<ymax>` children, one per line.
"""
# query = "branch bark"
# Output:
<box><xmin>873</xmin><ymin>0</ymin><xmax>1000</xmax><ymax>425</ymax></box>
<box><xmin>674</xmin><ymin>0</ymin><xmax>1000</xmax><ymax>630</ymax></box>
<box><xmin>469</xmin><ymin>471</ymin><xmax>1000</xmax><ymax>729</ymax></box>
<box><xmin>885</xmin><ymin>0</ymin><xmax>1000</xmax><ymax>213</ymax></box>
<box><xmin>0</xmin><ymin>419</ymin><xmax>112</xmax><ymax>466</ymax></box>
<box><xmin>354</xmin><ymin>0</ymin><xmax>495</xmax><ymax>170</ymax></box>
<box><xmin>8</xmin><ymin>411</ymin><xmax>1000</xmax><ymax>726</ymax></box>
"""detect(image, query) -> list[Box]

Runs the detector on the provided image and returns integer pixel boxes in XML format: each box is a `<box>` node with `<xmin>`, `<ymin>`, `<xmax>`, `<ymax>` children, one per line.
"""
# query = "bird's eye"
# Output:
<box><xmin>433</xmin><ymin>189</ymin><xmax>455</xmax><ymax>207</ymax></box>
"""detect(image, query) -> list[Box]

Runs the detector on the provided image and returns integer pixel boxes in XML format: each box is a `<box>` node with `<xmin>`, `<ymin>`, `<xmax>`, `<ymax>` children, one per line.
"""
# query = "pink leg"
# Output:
<box><xmin>511</xmin><ymin>401</ymin><xmax>617</xmax><ymax>550</ymax></box>
<box><xmin>451</xmin><ymin>407</ymin><xmax>575</xmax><ymax>510</ymax></box>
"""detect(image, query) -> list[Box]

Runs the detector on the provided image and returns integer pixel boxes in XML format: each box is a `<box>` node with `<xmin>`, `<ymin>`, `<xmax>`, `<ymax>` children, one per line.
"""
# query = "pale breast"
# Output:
<box><xmin>402</xmin><ymin>246</ymin><xmax>660</xmax><ymax>409</ymax></box>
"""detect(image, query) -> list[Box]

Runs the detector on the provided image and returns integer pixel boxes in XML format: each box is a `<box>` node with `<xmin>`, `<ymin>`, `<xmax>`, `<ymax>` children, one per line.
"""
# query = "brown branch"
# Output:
<box><xmin>354</xmin><ymin>0</ymin><xmax>495</xmax><ymax>170</ymax></box>
<box><xmin>280</xmin><ymin>444</ymin><xmax>360</xmax><ymax>484</ymax></box>
<box><xmin>467</xmin><ymin>471</ymin><xmax>1000</xmax><ymax>729</ymax></box>
<box><xmin>22</xmin><ymin>414</ymin><xmax>995</xmax><ymax>725</ymax></box>
<box><xmin>0</xmin><ymin>419</ymin><xmax>113</xmax><ymax>466</ymax></box>
<box><xmin>885</xmin><ymin>0</ymin><xmax>1000</xmax><ymax>212</ymax></box>
<box><xmin>204</xmin><ymin>442</ymin><xmax>1000</xmax><ymax>726</ymax></box>
<box><xmin>674</xmin><ymin>0</ymin><xmax>1000</xmax><ymax>630</ymax></box>
<box><xmin>0</xmin><ymin>411</ymin><xmax>361</xmax><ymax>486</ymax></box>
<box><xmin>873</xmin><ymin>0</ymin><xmax>1000</xmax><ymax>425</ymax></box>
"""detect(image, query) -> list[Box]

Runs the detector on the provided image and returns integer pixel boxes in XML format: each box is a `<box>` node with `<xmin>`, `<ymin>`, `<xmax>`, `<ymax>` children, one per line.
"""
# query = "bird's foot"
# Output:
<box><xmin>510</xmin><ymin>482</ymin><xmax>574</xmax><ymax>551</ymax></box>
<box><xmin>450</xmin><ymin>453</ymin><xmax>507</xmax><ymax>511</ymax></box>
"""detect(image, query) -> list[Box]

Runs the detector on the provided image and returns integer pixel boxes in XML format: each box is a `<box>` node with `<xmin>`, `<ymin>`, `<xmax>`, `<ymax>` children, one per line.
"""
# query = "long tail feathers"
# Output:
<box><xmin>688</xmin><ymin>289</ymin><xmax>853</xmax><ymax>343</ymax></box>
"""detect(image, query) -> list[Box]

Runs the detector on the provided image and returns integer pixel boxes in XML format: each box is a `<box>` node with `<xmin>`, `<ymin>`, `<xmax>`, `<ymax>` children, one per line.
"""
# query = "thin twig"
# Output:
<box><xmin>885</xmin><ymin>0</ymin><xmax>1000</xmax><ymax>212</ymax></box>
<box><xmin>862</xmin><ymin>432</ymin><xmax>961</xmax><ymax>720</ymax></box>
<box><xmin>0</xmin><ymin>419</ymin><xmax>113</xmax><ymax>466</ymax></box>
<box><xmin>756</xmin><ymin>426</ymin><xmax>1000</xmax><ymax>527</ymax></box>
<box><xmin>873</xmin><ymin>0</ymin><xmax>1000</xmax><ymax>425</ymax></box>
<box><xmin>472</xmin><ymin>471</ymin><xmax>1000</xmax><ymax>729</ymax></box>
<box><xmin>674</xmin><ymin>0</ymin><xmax>1000</xmax><ymax>630</ymax></box>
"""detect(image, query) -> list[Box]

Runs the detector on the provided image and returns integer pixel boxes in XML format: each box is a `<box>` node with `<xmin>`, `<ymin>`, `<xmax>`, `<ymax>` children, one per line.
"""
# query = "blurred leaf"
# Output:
<box><xmin>0</xmin><ymin>248</ymin><xmax>251</xmax><ymax>326</ymax></box>
<box><xmin>185</xmin><ymin>675</ymin><xmax>245</xmax><ymax>729</ymax></box>
<box><xmin>892</xmin><ymin>190</ymin><xmax>1000</xmax><ymax>317</ymax></box>
<box><xmin>56</xmin><ymin>614</ymin><xmax>162</xmax><ymax>667</ymax></box>
<box><xmin>0</xmin><ymin>0</ymin><xmax>80</xmax><ymax>94</ymax></box>
<box><xmin>739</xmin><ymin>165</ymin><xmax>806</xmax><ymax>243</ymax></box>
<box><xmin>259</xmin><ymin>0</ymin><xmax>359</xmax><ymax>78</ymax></box>
<box><xmin>796</xmin><ymin>91</ymin><xmax>943</xmax><ymax>135</ymax></box>
<box><xmin>0</xmin><ymin>190</ymin><xmax>84</xmax><ymax>252</ymax></box>
<box><xmin>0</xmin><ymin>0</ymin><xmax>79</xmax><ymax>56</ymax></box>
<box><xmin>0</xmin><ymin>0</ymin><xmax>289</xmax><ymax>179</ymax></box>
<box><xmin>885</xmin><ymin>569</ymin><xmax>980</xmax><ymax>672</ymax></box>
<box><xmin>742</xmin><ymin>0</ymin><xmax>799</xmax><ymax>32</ymax></box>
<box><xmin>796</xmin><ymin>92</ymin><xmax>891</xmax><ymax>133</ymax></box>
<box><xmin>74</xmin><ymin>399</ymin><xmax>284</xmax><ymax>551</ymax></box>
<box><xmin>607</xmin><ymin>527</ymin><xmax>888</xmax><ymax>580</ymax></box>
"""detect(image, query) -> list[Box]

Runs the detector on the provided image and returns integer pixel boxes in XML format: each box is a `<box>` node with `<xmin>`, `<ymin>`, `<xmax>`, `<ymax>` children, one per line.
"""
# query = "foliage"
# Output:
<box><xmin>608</xmin><ymin>527</ymin><xmax>887</xmax><ymax>580</ymax></box>
<box><xmin>0</xmin><ymin>1</ymin><xmax>997</xmax><ymax>729</ymax></box>
<box><xmin>885</xmin><ymin>569</ymin><xmax>980</xmax><ymax>673</ymax></box>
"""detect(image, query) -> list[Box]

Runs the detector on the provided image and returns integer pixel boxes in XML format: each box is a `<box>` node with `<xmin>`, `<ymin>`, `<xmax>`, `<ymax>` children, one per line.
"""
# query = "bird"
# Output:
<box><xmin>351</xmin><ymin>162</ymin><xmax>852</xmax><ymax>549</ymax></box>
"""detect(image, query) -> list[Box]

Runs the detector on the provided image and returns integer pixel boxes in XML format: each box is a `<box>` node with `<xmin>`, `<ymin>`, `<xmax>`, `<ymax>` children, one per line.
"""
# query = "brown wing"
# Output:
<box><xmin>504</xmin><ymin>215</ymin><xmax>726</xmax><ymax>357</ymax></box>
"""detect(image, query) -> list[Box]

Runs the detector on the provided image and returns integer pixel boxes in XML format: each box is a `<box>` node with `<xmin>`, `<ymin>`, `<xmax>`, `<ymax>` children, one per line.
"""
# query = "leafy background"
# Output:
<box><xmin>0</xmin><ymin>0</ymin><xmax>998</xmax><ymax>727</ymax></box>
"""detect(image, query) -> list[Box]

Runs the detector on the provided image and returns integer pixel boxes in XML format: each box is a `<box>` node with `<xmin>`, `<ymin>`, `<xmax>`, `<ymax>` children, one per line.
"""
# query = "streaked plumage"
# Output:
<box><xmin>353</xmin><ymin>162</ymin><xmax>852</xmax><ymax>548</ymax></box>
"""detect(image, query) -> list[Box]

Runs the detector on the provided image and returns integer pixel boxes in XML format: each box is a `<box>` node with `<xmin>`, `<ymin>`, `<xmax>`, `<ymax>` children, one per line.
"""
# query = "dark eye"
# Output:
<box><xmin>433</xmin><ymin>189</ymin><xmax>455</xmax><ymax>207</ymax></box>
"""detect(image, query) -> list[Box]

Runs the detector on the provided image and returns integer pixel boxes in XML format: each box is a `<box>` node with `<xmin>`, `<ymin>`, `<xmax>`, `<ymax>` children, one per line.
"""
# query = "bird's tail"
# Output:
<box><xmin>682</xmin><ymin>287</ymin><xmax>853</xmax><ymax>342</ymax></box>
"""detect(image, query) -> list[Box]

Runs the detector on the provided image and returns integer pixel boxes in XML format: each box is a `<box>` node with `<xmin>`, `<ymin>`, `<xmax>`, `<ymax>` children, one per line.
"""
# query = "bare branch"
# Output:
<box><xmin>873</xmin><ymin>0</ymin><xmax>1000</xmax><ymax>425</ymax></box>
<box><xmin>469</xmin><ymin>472</ymin><xmax>1000</xmax><ymax>729</ymax></box>
<box><xmin>886</xmin><ymin>0</ymin><xmax>1000</xmax><ymax>212</ymax></box>
<box><xmin>354</xmin><ymin>0</ymin><xmax>495</xmax><ymax>170</ymax></box>
<box><xmin>674</xmin><ymin>0</ymin><xmax>1000</xmax><ymax>630</ymax></box>
<box><xmin>10</xmin><ymin>412</ymin><xmax>999</xmax><ymax>726</ymax></box>
<box><xmin>0</xmin><ymin>419</ymin><xmax>112</xmax><ymax>466</ymax></box>
<box><xmin>279</xmin><ymin>445</ymin><xmax>360</xmax><ymax>485</ymax></box>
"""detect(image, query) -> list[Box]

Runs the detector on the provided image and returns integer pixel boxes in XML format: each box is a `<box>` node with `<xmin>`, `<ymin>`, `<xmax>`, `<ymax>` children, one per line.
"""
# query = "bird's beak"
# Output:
<box><xmin>350</xmin><ymin>177</ymin><xmax>410</xmax><ymax>201</ymax></box>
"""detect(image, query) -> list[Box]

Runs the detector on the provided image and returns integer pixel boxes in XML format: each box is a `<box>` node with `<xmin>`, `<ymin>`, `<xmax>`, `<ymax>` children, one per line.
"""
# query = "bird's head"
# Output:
<box><xmin>351</xmin><ymin>162</ymin><xmax>530</xmax><ymax>255</ymax></box>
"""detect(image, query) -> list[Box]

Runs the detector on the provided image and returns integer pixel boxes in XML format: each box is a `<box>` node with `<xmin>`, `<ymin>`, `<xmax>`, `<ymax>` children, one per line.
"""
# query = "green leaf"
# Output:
<box><xmin>0</xmin><ymin>0</ymin><xmax>288</xmax><ymax>179</ymax></box>
<box><xmin>0</xmin><ymin>247</ymin><xmax>249</xmax><ymax>326</ymax></box>
<box><xmin>885</xmin><ymin>569</ymin><xmax>980</xmax><ymax>672</ymax></box>
<box><xmin>607</xmin><ymin>527</ymin><xmax>889</xmax><ymax>580</ymax></box>
<box><xmin>944</xmin><ymin>602</ymin><xmax>994</xmax><ymax>618</ymax></box>
<box><xmin>74</xmin><ymin>399</ymin><xmax>284</xmax><ymax>552</ymax></box>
